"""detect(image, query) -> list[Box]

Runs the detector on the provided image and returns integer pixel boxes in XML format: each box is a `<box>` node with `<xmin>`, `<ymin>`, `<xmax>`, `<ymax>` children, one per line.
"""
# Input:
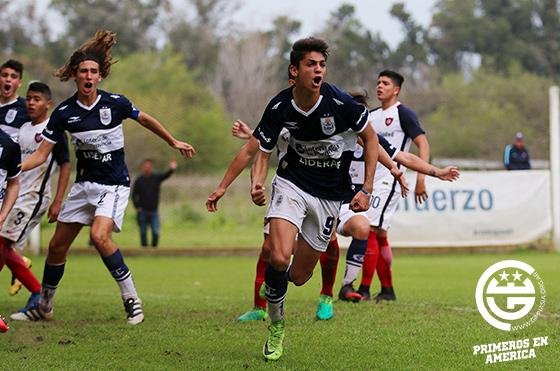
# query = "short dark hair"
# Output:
<box><xmin>1</xmin><ymin>59</ymin><xmax>23</xmax><ymax>79</ymax></box>
<box><xmin>348</xmin><ymin>86</ymin><xmax>369</xmax><ymax>106</ymax></box>
<box><xmin>289</xmin><ymin>37</ymin><xmax>329</xmax><ymax>67</ymax></box>
<box><xmin>27</xmin><ymin>81</ymin><xmax>52</xmax><ymax>100</ymax></box>
<box><xmin>378</xmin><ymin>70</ymin><xmax>404</xmax><ymax>88</ymax></box>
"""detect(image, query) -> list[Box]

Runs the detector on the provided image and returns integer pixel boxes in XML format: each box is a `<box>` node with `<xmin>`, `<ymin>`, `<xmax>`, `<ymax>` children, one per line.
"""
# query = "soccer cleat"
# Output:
<box><xmin>238</xmin><ymin>308</ymin><xmax>268</xmax><ymax>322</ymax></box>
<box><xmin>357</xmin><ymin>289</ymin><xmax>371</xmax><ymax>301</ymax></box>
<box><xmin>316</xmin><ymin>295</ymin><xmax>334</xmax><ymax>320</ymax></box>
<box><xmin>259</xmin><ymin>284</ymin><xmax>266</xmax><ymax>299</ymax></box>
<box><xmin>374</xmin><ymin>287</ymin><xmax>396</xmax><ymax>303</ymax></box>
<box><xmin>10</xmin><ymin>292</ymin><xmax>41</xmax><ymax>321</ymax></box>
<box><xmin>262</xmin><ymin>320</ymin><xmax>285</xmax><ymax>361</ymax></box>
<box><xmin>11</xmin><ymin>303</ymin><xmax>53</xmax><ymax>321</ymax></box>
<box><xmin>124</xmin><ymin>297</ymin><xmax>144</xmax><ymax>325</ymax></box>
<box><xmin>338</xmin><ymin>284</ymin><xmax>363</xmax><ymax>302</ymax></box>
<box><xmin>8</xmin><ymin>256</ymin><xmax>32</xmax><ymax>296</ymax></box>
<box><xmin>0</xmin><ymin>314</ymin><xmax>9</xmax><ymax>332</ymax></box>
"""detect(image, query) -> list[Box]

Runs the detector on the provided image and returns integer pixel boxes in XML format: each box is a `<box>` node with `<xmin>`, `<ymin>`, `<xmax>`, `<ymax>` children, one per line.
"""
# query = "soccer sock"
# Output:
<box><xmin>265</xmin><ymin>265</ymin><xmax>288</xmax><ymax>323</ymax></box>
<box><xmin>102</xmin><ymin>249</ymin><xmax>138</xmax><ymax>300</ymax></box>
<box><xmin>359</xmin><ymin>231</ymin><xmax>379</xmax><ymax>292</ymax></box>
<box><xmin>320</xmin><ymin>237</ymin><xmax>339</xmax><ymax>297</ymax></box>
<box><xmin>376</xmin><ymin>236</ymin><xmax>393</xmax><ymax>288</ymax></box>
<box><xmin>42</xmin><ymin>262</ymin><xmax>66</xmax><ymax>311</ymax></box>
<box><xmin>342</xmin><ymin>238</ymin><xmax>367</xmax><ymax>286</ymax></box>
<box><xmin>4</xmin><ymin>246</ymin><xmax>41</xmax><ymax>293</ymax></box>
<box><xmin>254</xmin><ymin>254</ymin><xmax>268</xmax><ymax>310</ymax></box>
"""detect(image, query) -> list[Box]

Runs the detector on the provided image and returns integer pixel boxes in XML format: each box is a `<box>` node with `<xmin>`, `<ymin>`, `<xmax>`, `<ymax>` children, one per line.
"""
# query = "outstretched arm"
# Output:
<box><xmin>413</xmin><ymin>134</ymin><xmax>430</xmax><ymax>203</ymax></box>
<box><xmin>136</xmin><ymin>112</ymin><xmax>196</xmax><ymax>159</ymax></box>
<box><xmin>0</xmin><ymin>177</ymin><xmax>19</xmax><ymax>229</ymax></box>
<box><xmin>395</xmin><ymin>151</ymin><xmax>460</xmax><ymax>181</ymax></box>
<box><xmin>231</xmin><ymin>120</ymin><xmax>253</xmax><ymax>140</ymax></box>
<box><xmin>250</xmin><ymin>150</ymin><xmax>272</xmax><ymax>206</ymax></box>
<box><xmin>206</xmin><ymin>137</ymin><xmax>260</xmax><ymax>212</ymax></box>
<box><xmin>377</xmin><ymin>146</ymin><xmax>409</xmax><ymax>197</ymax></box>
<box><xmin>22</xmin><ymin>140</ymin><xmax>55</xmax><ymax>171</ymax></box>
<box><xmin>48</xmin><ymin>162</ymin><xmax>71</xmax><ymax>222</ymax></box>
<box><xmin>350</xmin><ymin>125</ymin><xmax>378</xmax><ymax>212</ymax></box>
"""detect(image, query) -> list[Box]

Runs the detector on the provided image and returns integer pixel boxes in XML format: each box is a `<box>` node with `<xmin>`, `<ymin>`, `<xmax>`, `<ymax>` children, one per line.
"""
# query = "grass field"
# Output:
<box><xmin>1</xmin><ymin>249</ymin><xmax>558</xmax><ymax>369</ymax></box>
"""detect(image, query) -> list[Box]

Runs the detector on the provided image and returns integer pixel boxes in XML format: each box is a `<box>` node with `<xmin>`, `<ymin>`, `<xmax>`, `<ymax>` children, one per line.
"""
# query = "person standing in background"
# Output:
<box><xmin>132</xmin><ymin>159</ymin><xmax>177</xmax><ymax>248</ymax></box>
<box><xmin>504</xmin><ymin>132</ymin><xmax>531</xmax><ymax>170</ymax></box>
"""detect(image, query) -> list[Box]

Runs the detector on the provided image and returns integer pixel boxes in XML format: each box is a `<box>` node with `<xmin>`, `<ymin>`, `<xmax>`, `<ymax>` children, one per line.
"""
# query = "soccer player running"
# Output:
<box><xmin>0</xmin><ymin>59</ymin><xmax>29</xmax><ymax>142</ymax></box>
<box><xmin>250</xmin><ymin>37</ymin><xmax>378</xmax><ymax>361</ymax></box>
<box><xmin>17</xmin><ymin>30</ymin><xmax>195</xmax><ymax>325</ymax></box>
<box><xmin>338</xmin><ymin>88</ymin><xmax>459</xmax><ymax>301</ymax></box>
<box><xmin>347</xmin><ymin>70</ymin><xmax>431</xmax><ymax>302</ymax></box>
<box><xmin>6</xmin><ymin>82</ymin><xmax>71</xmax><ymax>320</ymax></box>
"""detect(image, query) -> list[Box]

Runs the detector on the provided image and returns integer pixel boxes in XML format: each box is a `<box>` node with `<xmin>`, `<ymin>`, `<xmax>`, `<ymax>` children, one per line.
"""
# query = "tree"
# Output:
<box><xmin>319</xmin><ymin>4</ymin><xmax>390</xmax><ymax>89</ymax></box>
<box><xmin>48</xmin><ymin>0</ymin><xmax>166</xmax><ymax>54</ymax></box>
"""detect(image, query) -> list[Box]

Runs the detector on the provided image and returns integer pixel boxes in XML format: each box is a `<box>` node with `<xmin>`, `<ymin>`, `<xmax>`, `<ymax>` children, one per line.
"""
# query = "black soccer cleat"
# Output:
<box><xmin>374</xmin><ymin>287</ymin><xmax>396</xmax><ymax>303</ymax></box>
<box><xmin>338</xmin><ymin>284</ymin><xmax>362</xmax><ymax>302</ymax></box>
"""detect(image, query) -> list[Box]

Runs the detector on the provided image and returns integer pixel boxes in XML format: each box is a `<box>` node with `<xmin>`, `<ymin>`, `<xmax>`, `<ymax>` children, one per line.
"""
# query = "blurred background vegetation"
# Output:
<box><xmin>2</xmin><ymin>0</ymin><xmax>559</xmax><ymax>247</ymax></box>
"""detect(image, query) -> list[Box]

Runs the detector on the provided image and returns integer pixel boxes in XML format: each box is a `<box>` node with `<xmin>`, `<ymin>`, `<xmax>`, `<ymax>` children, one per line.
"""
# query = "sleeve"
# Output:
<box><xmin>399</xmin><ymin>105</ymin><xmax>425</xmax><ymax>140</ymax></box>
<box><xmin>6</xmin><ymin>142</ymin><xmax>22</xmax><ymax>179</ymax></box>
<box><xmin>158</xmin><ymin>169</ymin><xmax>174</xmax><ymax>183</ymax></box>
<box><xmin>252</xmin><ymin>99</ymin><xmax>283</xmax><ymax>153</ymax></box>
<box><xmin>52</xmin><ymin>132</ymin><xmax>70</xmax><ymax>165</ymax></box>
<box><xmin>42</xmin><ymin>108</ymin><xmax>67</xmax><ymax>144</ymax></box>
<box><xmin>131</xmin><ymin>178</ymin><xmax>140</xmax><ymax>208</ymax></box>
<box><xmin>118</xmin><ymin>95</ymin><xmax>140</xmax><ymax>120</ymax></box>
<box><xmin>378</xmin><ymin>134</ymin><xmax>399</xmax><ymax>159</ymax></box>
<box><xmin>503</xmin><ymin>145</ymin><xmax>512</xmax><ymax>168</ymax></box>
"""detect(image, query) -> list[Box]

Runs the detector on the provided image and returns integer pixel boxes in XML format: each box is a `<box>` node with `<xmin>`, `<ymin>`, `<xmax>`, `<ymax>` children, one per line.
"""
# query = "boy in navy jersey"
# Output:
<box><xmin>19</xmin><ymin>30</ymin><xmax>195</xmax><ymax>325</ymax></box>
<box><xmin>251</xmin><ymin>37</ymin><xmax>379</xmax><ymax>361</ymax></box>
<box><xmin>0</xmin><ymin>59</ymin><xmax>29</xmax><ymax>142</ymax></box>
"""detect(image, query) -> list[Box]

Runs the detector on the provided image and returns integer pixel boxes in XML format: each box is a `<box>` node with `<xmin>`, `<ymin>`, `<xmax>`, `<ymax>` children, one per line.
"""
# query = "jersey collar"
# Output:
<box><xmin>291</xmin><ymin>95</ymin><xmax>323</xmax><ymax>117</ymax></box>
<box><xmin>0</xmin><ymin>97</ymin><xmax>18</xmax><ymax>108</ymax></box>
<box><xmin>76</xmin><ymin>93</ymin><xmax>102</xmax><ymax>111</ymax></box>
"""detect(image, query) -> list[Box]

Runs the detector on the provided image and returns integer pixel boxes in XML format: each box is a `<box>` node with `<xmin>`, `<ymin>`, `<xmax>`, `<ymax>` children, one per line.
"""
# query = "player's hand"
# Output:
<box><xmin>436</xmin><ymin>166</ymin><xmax>460</xmax><ymax>182</ymax></box>
<box><xmin>392</xmin><ymin>169</ymin><xmax>409</xmax><ymax>198</ymax></box>
<box><xmin>172</xmin><ymin>140</ymin><xmax>196</xmax><ymax>159</ymax></box>
<box><xmin>251</xmin><ymin>183</ymin><xmax>267</xmax><ymax>206</ymax></box>
<box><xmin>415</xmin><ymin>181</ymin><xmax>428</xmax><ymax>204</ymax></box>
<box><xmin>48</xmin><ymin>200</ymin><xmax>63</xmax><ymax>223</ymax></box>
<box><xmin>169</xmin><ymin>159</ymin><xmax>178</xmax><ymax>170</ymax></box>
<box><xmin>231</xmin><ymin>120</ymin><xmax>253</xmax><ymax>140</ymax></box>
<box><xmin>206</xmin><ymin>187</ymin><xmax>226</xmax><ymax>212</ymax></box>
<box><xmin>350</xmin><ymin>189</ymin><xmax>371</xmax><ymax>212</ymax></box>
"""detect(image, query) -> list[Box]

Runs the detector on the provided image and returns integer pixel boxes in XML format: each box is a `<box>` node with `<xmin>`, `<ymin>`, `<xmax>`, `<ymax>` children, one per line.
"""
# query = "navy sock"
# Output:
<box><xmin>43</xmin><ymin>262</ymin><xmax>65</xmax><ymax>289</ymax></box>
<box><xmin>343</xmin><ymin>239</ymin><xmax>367</xmax><ymax>285</ymax></box>
<box><xmin>102</xmin><ymin>250</ymin><xmax>131</xmax><ymax>282</ymax></box>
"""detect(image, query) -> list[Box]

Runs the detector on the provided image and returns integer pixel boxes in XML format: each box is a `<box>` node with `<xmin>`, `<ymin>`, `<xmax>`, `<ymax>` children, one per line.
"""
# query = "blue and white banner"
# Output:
<box><xmin>387</xmin><ymin>170</ymin><xmax>551</xmax><ymax>247</ymax></box>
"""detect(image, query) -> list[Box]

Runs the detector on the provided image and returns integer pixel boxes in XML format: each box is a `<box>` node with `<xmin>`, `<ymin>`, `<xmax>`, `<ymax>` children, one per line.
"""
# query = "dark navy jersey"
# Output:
<box><xmin>42</xmin><ymin>90</ymin><xmax>140</xmax><ymax>186</ymax></box>
<box><xmin>253</xmin><ymin>83</ymin><xmax>369</xmax><ymax>201</ymax></box>
<box><xmin>0</xmin><ymin>129</ymin><xmax>22</xmax><ymax>184</ymax></box>
<box><xmin>349</xmin><ymin>134</ymin><xmax>398</xmax><ymax>191</ymax></box>
<box><xmin>0</xmin><ymin>97</ymin><xmax>29</xmax><ymax>142</ymax></box>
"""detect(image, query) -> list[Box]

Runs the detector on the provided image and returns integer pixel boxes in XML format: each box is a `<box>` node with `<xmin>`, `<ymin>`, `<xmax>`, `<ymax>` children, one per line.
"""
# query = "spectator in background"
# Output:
<box><xmin>504</xmin><ymin>132</ymin><xmax>531</xmax><ymax>170</ymax></box>
<box><xmin>132</xmin><ymin>159</ymin><xmax>177</xmax><ymax>248</ymax></box>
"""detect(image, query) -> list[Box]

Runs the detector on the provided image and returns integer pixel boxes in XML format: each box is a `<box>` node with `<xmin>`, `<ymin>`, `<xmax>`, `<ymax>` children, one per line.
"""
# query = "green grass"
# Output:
<box><xmin>1</xmin><ymin>250</ymin><xmax>558</xmax><ymax>369</ymax></box>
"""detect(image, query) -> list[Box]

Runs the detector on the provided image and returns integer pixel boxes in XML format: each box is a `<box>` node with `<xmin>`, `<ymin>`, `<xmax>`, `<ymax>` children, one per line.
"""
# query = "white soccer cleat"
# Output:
<box><xmin>124</xmin><ymin>297</ymin><xmax>144</xmax><ymax>325</ymax></box>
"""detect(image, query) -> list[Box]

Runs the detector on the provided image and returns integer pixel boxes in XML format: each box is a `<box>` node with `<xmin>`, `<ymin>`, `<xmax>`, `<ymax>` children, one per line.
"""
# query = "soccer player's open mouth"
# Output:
<box><xmin>84</xmin><ymin>82</ymin><xmax>93</xmax><ymax>89</ymax></box>
<box><xmin>2</xmin><ymin>84</ymin><xmax>11</xmax><ymax>93</ymax></box>
<box><xmin>313</xmin><ymin>77</ymin><xmax>322</xmax><ymax>87</ymax></box>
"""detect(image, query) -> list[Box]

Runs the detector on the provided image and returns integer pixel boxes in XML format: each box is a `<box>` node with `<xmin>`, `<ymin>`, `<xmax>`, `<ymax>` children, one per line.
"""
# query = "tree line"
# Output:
<box><xmin>1</xmin><ymin>0</ymin><xmax>558</xmax><ymax>170</ymax></box>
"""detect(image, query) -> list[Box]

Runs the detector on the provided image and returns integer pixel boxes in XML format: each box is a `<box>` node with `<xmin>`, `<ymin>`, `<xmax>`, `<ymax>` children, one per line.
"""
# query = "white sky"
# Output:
<box><xmin>230</xmin><ymin>0</ymin><xmax>437</xmax><ymax>48</ymax></box>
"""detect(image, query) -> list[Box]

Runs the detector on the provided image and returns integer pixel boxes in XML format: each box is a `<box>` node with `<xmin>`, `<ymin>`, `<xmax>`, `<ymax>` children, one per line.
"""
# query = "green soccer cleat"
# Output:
<box><xmin>316</xmin><ymin>294</ymin><xmax>334</xmax><ymax>320</ymax></box>
<box><xmin>237</xmin><ymin>308</ymin><xmax>268</xmax><ymax>322</ymax></box>
<box><xmin>259</xmin><ymin>284</ymin><xmax>266</xmax><ymax>299</ymax></box>
<box><xmin>262</xmin><ymin>320</ymin><xmax>285</xmax><ymax>361</ymax></box>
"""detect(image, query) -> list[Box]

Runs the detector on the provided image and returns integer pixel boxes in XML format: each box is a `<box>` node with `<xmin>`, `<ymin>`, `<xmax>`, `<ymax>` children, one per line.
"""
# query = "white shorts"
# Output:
<box><xmin>0</xmin><ymin>192</ymin><xmax>50</xmax><ymax>248</ymax></box>
<box><xmin>58</xmin><ymin>182</ymin><xmax>130</xmax><ymax>232</ymax></box>
<box><xmin>336</xmin><ymin>203</ymin><xmax>369</xmax><ymax>237</ymax></box>
<box><xmin>266</xmin><ymin>176</ymin><xmax>342</xmax><ymax>252</ymax></box>
<box><xmin>366</xmin><ymin>184</ymin><xmax>400</xmax><ymax>231</ymax></box>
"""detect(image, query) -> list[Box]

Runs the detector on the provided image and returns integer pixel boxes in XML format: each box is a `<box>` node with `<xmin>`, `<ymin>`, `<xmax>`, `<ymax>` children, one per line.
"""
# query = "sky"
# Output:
<box><xmin>230</xmin><ymin>0</ymin><xmax>438</xmax><ymax>48</ymax></box>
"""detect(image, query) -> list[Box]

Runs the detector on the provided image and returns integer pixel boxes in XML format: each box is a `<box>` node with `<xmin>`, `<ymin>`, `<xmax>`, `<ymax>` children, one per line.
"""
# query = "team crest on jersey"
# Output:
<box><xmin>4</xmin><ymin>109</ymin><xmax>17</xmax><ymax>124</ymax></box>
<box><xmin>320</xmin><ymin>116</ymin><xmax>336</xmax><ymax>135</ymax></box>
<box><xmin>34</xmin><ymin>132</ymin><xmax>43</xmax><ymax>143</ymax></box>
<box><xmin>385</xmin><ymin>117</ymin><xmax>394</xmax><ymax>126</ymax></box>
<box><xmin>99</xmin><ymin>108</ymin><xmax>112</xmax><ymax>125</ymax></box>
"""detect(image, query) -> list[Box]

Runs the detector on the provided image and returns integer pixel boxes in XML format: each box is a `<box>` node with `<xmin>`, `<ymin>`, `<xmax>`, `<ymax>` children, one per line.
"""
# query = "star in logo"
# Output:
<box><xmin>512</xmin><ymin>270</ymin><xmax>523</xmax><ymax>281</ymax></box>
<box><xmin>499</xmin><ymin>270</ymin><xmax>509</xmax><ymax>281</ymax></box>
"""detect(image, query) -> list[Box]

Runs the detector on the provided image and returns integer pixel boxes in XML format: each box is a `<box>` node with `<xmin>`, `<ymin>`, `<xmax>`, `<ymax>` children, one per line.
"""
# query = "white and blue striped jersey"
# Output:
<box><xmin>253</xmin><ymin>83</ymin><xmax>369</xmax><ymax>201</ymax></box>
<box><xmin>369</xmin><ymin>102</ymin><xmax>425</xmax><ymax>182</ymax></box>
<box><xmin>18</xmin><ymin>119</ymin><xmax>70</xmax><ymax>197</ymax></box>
<box><xmin>0</xmin><ymin>129</ymin><xmax>22</xmax><ymax>185</ymax></box>
<box><xmin>42</xmin><ymin>90</ymin><xmax>140</xmax><ymax>186</ymax></box>
<box><xmin>0</xmin><ymin>97</ymin><xmax>29</xmax><ymax>142</ymax></box>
